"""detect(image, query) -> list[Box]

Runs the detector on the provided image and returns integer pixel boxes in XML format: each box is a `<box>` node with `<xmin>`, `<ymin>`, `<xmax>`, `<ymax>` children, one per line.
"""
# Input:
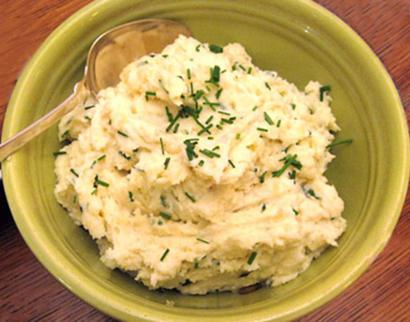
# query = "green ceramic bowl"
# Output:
<box><xmin>3</xmin><ymin>0</ymin><xmax>409</xmax><ymax>321</ymax></box>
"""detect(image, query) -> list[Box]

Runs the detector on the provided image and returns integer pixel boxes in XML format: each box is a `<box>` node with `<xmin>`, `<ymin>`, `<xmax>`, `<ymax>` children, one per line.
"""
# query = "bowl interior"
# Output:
<box><xmin>3</xmin><ymin>0</ymin><xmax>408</xmax><ymax>321</ymax></box>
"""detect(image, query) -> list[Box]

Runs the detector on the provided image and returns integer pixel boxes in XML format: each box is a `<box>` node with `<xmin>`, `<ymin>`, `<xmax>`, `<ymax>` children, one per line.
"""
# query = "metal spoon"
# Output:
<box><xmin>0</xmin><ymin>19</ymin><xmax>192</xmax><ymax>161</ymax></box>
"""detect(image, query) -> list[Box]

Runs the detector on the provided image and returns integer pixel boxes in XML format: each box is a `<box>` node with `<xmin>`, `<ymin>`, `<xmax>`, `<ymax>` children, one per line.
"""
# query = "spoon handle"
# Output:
<box><xmin>0</xmin><ymin>81</ymin><xmax>86</xmax><ymax>162</ymax></box>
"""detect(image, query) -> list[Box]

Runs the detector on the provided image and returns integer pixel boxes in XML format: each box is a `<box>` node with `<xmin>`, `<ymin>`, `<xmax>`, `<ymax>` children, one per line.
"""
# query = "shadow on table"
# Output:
<box><xmin>0</xmin><ymin>181</ymin><xmax>15</xmax><ymax>233</ymax></box>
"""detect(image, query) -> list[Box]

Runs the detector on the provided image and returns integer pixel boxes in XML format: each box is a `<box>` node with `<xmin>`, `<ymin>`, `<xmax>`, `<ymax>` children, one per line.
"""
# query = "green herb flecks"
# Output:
<box><xmin>207</xmin><ymin>65</ymin><xmax>221</xmax><ymax>85</ymax></box>
<box><xmin>84</xmin><ymin>105</ymin><xmax>95</xmax><ymax>110</ymax></box>
<box><xmin>160</xmin><ymin>195</ymin><xmax>168</xmax><ymax>208</ymax></box>
<box><xmin>247</xmin><ymin>251</ymin><xmax>257</xmax><ymax>265</ymax></box>
<box><xmin>209</xmin><ymin>44</ymin><xmax>223</xmax><ymax>53</ymax></box>
<box><xmin>261</xmin><ymin>204</ymin><xmax>266</xmax><ymax>212</ymax></box>
<box><xmin>228</xmin><ymin>159</ymin><xmax>236</xmax><ymax>168</ymax></box>
<box><xmin>257</xmin><ymin>127</ymin><xmax>268</xmax><ymax>132</ymax></box>
<box><xmin>319</xmin><ymin>85</ymin><xmax>331</xmax><ymax>101</ymax></box>
<box><xmin>184</xmin><ymin>138</ymin><xmax>199</xmax><ymax>161</ymax></box>
<box><xmin>93</xmin><ymin>175</ymin><xmax>109</xmax><ymax>188</ymax></box>
<box><xmin>327</xmin><ymin>139</ymin><xmax>353</xmax><ymax>149</ymax></box>
<box><xmin>276</xmin><ymin>119</ymin><xmax>281</xmax><ymax>127</ymax></box>
<box><xmin>197</xmin><ymin>237</ymin><xmax>209</xmax><ymax>244</ymax></box>
<box><xmin>292</xmin><ymin>208</ymin><xmax>299</xmax><ymax>216</ymax></box>
<box><xmin>205</xmin><ymin>115</ymin><xmax>214</xmax><ymax>124</ymax></box>
<box><xmin>70</xmin><ymin>168</ymin><xmax>79</xmax><ymax>177</ymax></box>
<box><xmin>265</xmin><ymin>82</ymin><xmax>271</xmax><ymax>90</ymax></box>
<box><xmin>117</xmin><ymin>130</ymin><xmax>129</xmax><ymax>137</ymax></box>
<box><xmin>291</xmin><ymin>103</ymin><xmax>296</xmax><ymax>110</ymax></box>
<box><xmin>200</xmin><ymin>149</ymin><xmax>220</xmax><ymax>158</ymax></box>
<box><xmin>160</xmin><ymin>248</ymin><xmax>170</xmax><ymax>261</ymax></box>
<box><xmin>184</xmin><ymin>191</ymin><xmax>196</xmax><ymax>203</ymax></box>
<box><xmin>272</xmin><ymin>154</ymin><xmax>302</xmax><ymax>177</ymax></box>
<box><xmin>215</xmin><ymin>88</ymin><xmax>223</xmax><ymax>99</ymax></box>
<box><xmin>118</xmin><ymin>151</ymin><xmax>131</xmax><ymax>160</ymax></box>
<box><xmin>198</xmin><ymin>160</ymin><xmax>205</xmax><ymax>167</ymax></box>
<box><xmin>164</xmin><ymin>157</ymin><xmax>171</xmax><ymax>169</ymax></box>
<box><xmin>306</xmin><ymin>189</ymin><xmax>320</xmax><ymax>200</ymax></box>
<box><xmin>258</xmin><ymin>171</ymin><xmax>267</xmax><ymax>183</ymax></box>
<box><xmin>91</xmin><ymin>154</ymin><xmax>106</xmax><ymax>168</ymax></box>
<box><xmin>160</xmin><ymin>138</ymin><xmax>165</xmax><ymax>155</ymax></box>
<box><xmin>145</xmin><ymin>91</ymin><xmax>156</xmax><ymax>101</ymax></box>
<box><xmin>53</xmin><ymin>151</ymin><xmax>66</xmax><ymax>157</ymax></box>
<box><xmin>159</xmin><ymin>211</ymin><xmax>172</xmax><ymax>220</ymax></box>
<box><xmin>128</xmin><ymin>191</ymin><xmax>134</xmax><ymax>202</ymax></box>
<box><xmin>264</xmin><ymin>112</ymin><xmax>274</xmax><ymax>126</ymax></box>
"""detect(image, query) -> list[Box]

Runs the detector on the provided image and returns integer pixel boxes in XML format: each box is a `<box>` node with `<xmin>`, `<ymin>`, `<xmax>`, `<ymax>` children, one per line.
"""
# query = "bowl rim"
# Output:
<box><xmin>2</xmin><ymin>0</ymin><xmax>409</xmax><ymax>320</ymax></box>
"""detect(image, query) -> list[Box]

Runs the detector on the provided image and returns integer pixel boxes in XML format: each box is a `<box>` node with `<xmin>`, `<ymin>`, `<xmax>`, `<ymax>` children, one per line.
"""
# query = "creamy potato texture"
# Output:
<box><xmin>54</xmin><ymin>36</ymin><xmax>346</xmax><ymax>294</ymax></box>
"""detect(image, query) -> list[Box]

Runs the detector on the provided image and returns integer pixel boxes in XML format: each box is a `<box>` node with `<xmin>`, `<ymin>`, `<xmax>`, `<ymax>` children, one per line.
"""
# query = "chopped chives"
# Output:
<box><xmin>84</xmin><ymin>105</ymin><xmax>95</xmax><ymax>110</ymax></box>
<box><xmin>160</xmin><ymin>195</ymin><xmax>168</xmax><ymax>208</ymax></box>
<box><xmin>236</xmin><ymin>133</ymin><xmax>241</xmax><ymax>140</ymax></box>
<box><xmin>117</xmin><ymin>130</ymin><xmax>128</xmax><ymax>137</ymax></box>
<box><xmin>228</xmin><ymin>159</ymin><xmax>236</xmax><ymax>168</ymax></box>
<box><xmin>91</xmin><ymin>154</ymin><xmax>106</xmax><ymax>168</ymax></box>
<box><xmin>145</xmin><ymin>91</ymin><xmax>156</xmax><ymax>101</ymax></box>
<box><xmin>264</xmin><ymin>112</ymin><xmax>274</xmax><ymax>125</ymax></box>
<box><xmin>94</xmin><ymin>175</ymin><xmax>109</xmax><ymax>188</ymax></box>
<box><xmin>187</xmin><ymin>68</ymin><xmax>192</xmax><ymax>80</ymax></box>
<box><xmin>197</xmin><ymin>123</ymin><xmax>213</xmax><ymax>136</ymax></box>
<box><xmin>173</xmin><ymin>123</ymin><xmax>180</xmax><ymax>133</ymax></box>
<box><xmin>207</xmin><ymin>65</ymin><xmax>221</xmax><ymax>85</ymax></box>
<box><xmin>209</xmin><ymin>44</ymin><xmax>223</xmax><ymax>53</ymax></box>
<box><xmin>205</xmin><ymin>115</ymin><xmax>214</xmax><ymax>124</ymax></box>
<box><xmin>128</xmin><ymin>191</ymin><xmax>134</xmax><ymax>202</ymax></box>
<box><xmin>221</xmin><ymin>117</ymin><xmax>236</xmax><ymax>125</ymax></box>
<box><xmin>327</xmin><ymin>139</ymin><xmax>353</xmax><ymax>149</ymax></box>
<box><xmin>292</xmin><ymin>208</ymin><xmax>299</xmax><ymax>216</ymax></box>
<box><xmin>53</xmin><ymin>151</ymin><xmax>66</xmax><ymax>157</ymax></box>
<box><xmin>184</xmin><ymin>139</ymin><xmax>199</xmax><ymax>161</ymax></box>
<box><xmin>164</xmin><ymin>157</ymin><xmax>171</xmax><ymax>169</ymax></box>
<box><xmin>215</xmin><ymin>88</ymin><xmax>223</xmax><ymax>99</ymax></box>
<box><xmin>195</xmin><ymin>44</ymin><xmax>201</xmax><ymax>52</ymax></box>
<box><xmin>160</xmin><ymin>248</ymin><xmax>170</xmax><ymax>261</ymax></box>
<box><xmin>291</xmin><ymin>103</ymin><xmax>296</xmax><ymax>110</ymax></box>
<box><xmin>288</xmin><ymin>170</ymin><xmax>296</xmax><ymax>180</ymax></box>
<box><xmin>118</xmin><ymin>151</ymin><xmax>131</xmax><ymax>160</ymax></box>
<box><xmin>160</xmin><ymin>138</ymin><xmax>165</xmax><ymax>155</ymax></box>
<box><xmin>239</xmin><ymin>64</ymin><xmax>246</xmax><ymax>71</ymax></box>
<box><xmin>84</xmin><ymin>116</ymin><xmax>92</xmax><ymax>121</ymax></box>
<box><xmin>194</xmin><ymin>90</ymin><xmax>205</xmax><ymax>100</ymax></box>
<box><xmin>247</xmin><ymin>251</ymin><xmax>257</xmax><ymax>265</ymax></box>
<box><xmin>265</xmin><ymin>82</ymin><xmax>271</xmax><ymax>90</ymax></box>
<box><xmin>200</xmin><ymin>149</ymin><xmax>220</xmax><ymax>158</ymax></box>
<box><xmin>261</xmin><ymin>204</ymin><xmax>266</xmax><ymax>212</ymax></box>
<box><xmin>196</xmin><ymin>237</ymin><xmax>209</xmax><ymax>244</ymax></box>
<box><xmin>247</xmin><ymin>67</ymin><xmax>252</xmax><ymax>74</ymax></box>
<box><xmin>276</xmin><ymin>119</ymin><xmax>281</xmax><ymax>127</ymax></box>
<box><xmin>319</xmin><ymin>85</ymin><xmax>331</xmax><ymax>101</ymax></box>
<box><xmin>159</xmin><ymin>211</ymin><xmax>172</xmax><ymax>220</ymax></box>
<box><xmin>165</xmin><ymin>106</ymin><xmax>174</xmax><ymax>122</ymax></box>
<box><xmin>218</xmin><ymin>110</ymin><xmax>231</xmax><ymax>116</ymax></box>
<box><xmin>252</xmin><ymin>106</ymin><xmax>258</xmax><ymax>112</ymax></box>
<box><xmin>307</xmin><ymin>189</ymin><xmax>320</xmax><ymax>200</ymax></box>
<box><xmin>184</xmin><ymin>192</ymin><xmax>196</xmax><ymax>203</ymax></box>
<box><xmin>258</xmin><ymin>171</ymin><xmax>267</xmax><ymax>183</ymax></box>
<box><xmin>198</xmin><ymin>160</ymin><xmax>205</xmax><ymax>167</ymax></box>
<box><xmin>257</xmin><ymin>127</ymin><xmax>268</xmax><ymax>132</ymax></box>
<box><xmin>70</xmin><ymin>168</ymin><xmax>79</xmax><ymax>177</ymax></box>
<box><xmin>272</xmin><ymin>154</ymin><xmax>302</xmax><ymax>177</ymax></box>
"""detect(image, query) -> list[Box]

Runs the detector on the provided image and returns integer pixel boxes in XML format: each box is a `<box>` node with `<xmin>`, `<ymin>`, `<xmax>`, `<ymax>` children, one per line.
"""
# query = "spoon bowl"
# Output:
<box><xmin>0</xmin><ymin>19</ymin><xmax>191</xmax><ymax>161</ymax></box>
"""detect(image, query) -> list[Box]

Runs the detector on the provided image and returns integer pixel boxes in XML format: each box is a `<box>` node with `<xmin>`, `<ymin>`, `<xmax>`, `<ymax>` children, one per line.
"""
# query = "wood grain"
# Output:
<box><xmin>0</xmin><ymin>0</ymin><xmax>409</xmax><ymax>321</ymax></box>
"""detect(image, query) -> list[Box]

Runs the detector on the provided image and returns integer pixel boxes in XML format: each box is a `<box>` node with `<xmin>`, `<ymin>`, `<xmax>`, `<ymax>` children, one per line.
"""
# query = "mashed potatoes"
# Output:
<box><xmin>54</xmin><ymin>36</ymin><xmax>346</xmax><ymax>294</ymax></box>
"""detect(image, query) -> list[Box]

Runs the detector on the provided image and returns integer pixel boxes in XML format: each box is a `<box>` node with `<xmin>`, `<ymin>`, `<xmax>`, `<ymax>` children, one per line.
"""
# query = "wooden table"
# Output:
<box><xmin>0</xmin><ymin>1</ymin><xmax>409</xmax><ymax>320</ymax></box>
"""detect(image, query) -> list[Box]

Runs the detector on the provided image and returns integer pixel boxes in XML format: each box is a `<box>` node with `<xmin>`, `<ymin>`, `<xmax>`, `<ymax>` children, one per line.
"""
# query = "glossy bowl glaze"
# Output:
<box><xmin>3</xmin><ymin>0</ymin><xmax>409</xmax><ymax>321</ymax></box>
